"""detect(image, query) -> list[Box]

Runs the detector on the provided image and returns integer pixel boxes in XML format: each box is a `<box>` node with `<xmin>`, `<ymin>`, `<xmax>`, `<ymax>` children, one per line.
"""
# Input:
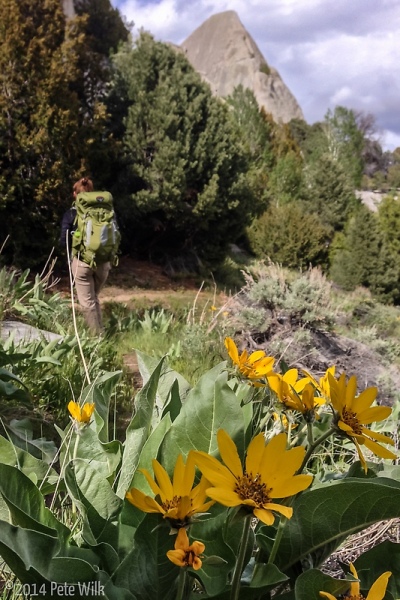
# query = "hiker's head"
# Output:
<box><xmin>73</xmin><ymin>177</ymin><xmax>94</xmax><ymax>196</ymax></box>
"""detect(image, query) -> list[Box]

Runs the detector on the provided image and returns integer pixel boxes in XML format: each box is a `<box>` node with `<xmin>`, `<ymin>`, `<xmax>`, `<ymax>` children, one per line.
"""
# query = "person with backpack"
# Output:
<box><xmin>60</xmin><ymin>177</ymin><xmax>120</xmax><ymax>334</ymax></box>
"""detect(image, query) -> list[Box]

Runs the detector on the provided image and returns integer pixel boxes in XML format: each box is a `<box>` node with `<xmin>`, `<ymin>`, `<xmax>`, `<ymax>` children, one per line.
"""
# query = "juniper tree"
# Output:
<box><xmin>110</xmin><ymin>33</ymin><xmax>254</xmax><ymax>263</ymax></box>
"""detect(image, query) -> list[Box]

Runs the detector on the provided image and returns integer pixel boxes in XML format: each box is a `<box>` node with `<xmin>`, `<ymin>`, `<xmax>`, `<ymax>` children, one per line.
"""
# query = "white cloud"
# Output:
<box><xmin>113</xmin><ymin>0</ymin><xmax>400</xmax><ymax>150</ymax></box>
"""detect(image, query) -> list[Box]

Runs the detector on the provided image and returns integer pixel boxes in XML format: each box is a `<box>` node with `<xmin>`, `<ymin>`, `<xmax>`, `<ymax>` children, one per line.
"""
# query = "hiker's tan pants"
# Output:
<box><xmin>71</xmin><ymin>258</ymin><xmax>110</xmax><ymax>334</ymax></box>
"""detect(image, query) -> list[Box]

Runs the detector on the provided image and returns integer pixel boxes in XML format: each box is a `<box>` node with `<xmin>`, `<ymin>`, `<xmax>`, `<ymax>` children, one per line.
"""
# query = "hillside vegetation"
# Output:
<box><xmin>1</xmin><ymin>0</ymin><xmax>400</xmax><ymax>307</ymax></box>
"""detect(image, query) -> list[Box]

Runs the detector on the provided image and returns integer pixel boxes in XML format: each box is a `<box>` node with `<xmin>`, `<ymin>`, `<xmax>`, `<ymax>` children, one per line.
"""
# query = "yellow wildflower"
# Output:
<box><xmin>125</xmin><ymin>453</ymin><xmax>214</xmax><ymax>528</ymax></box>
<box><xmin>167</xmin><ymin>528</ymin><xmax>205</xmax><ymax>571</ymax></box>
<box><xmin>67</xmin><ymin>400</ymin><xmax>95</xmax><ymax>424</ymax></box>
<box><xmin>320</xmin><ymin>562</ymin><xmax>391</xmax><ymax>600</ymax></box>
<box><xmin>328</xmin><ymin>373</ymin><xmax>397</xmax><ymax>473</ymax></box>
<box><xmin>225</xmin><ymin>337</ymin><xmax>275</xmax><ymax>381</ymax></box>
<box><xmin>194</xmin><ymin>430</ymin><xmax>312</xmax><ymax>526</ymax></box>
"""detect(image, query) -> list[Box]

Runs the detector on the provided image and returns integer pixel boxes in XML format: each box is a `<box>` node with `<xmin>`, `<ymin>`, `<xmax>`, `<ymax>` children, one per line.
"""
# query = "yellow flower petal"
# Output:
<box><xmin>266</xmin><ymin>502</ymin><xmax>293</xmax><ymax>519</ymax></box>
<box><xmin>140</xmin><ymin>468</ymin><xmax>162</xmax><ymax>497</ymax></box>
<box><xmin>270</xmin><ymin>474</ymin><xmax>313</xmax><ymax>499</ymax></box>
<box><xmin>346</xmin><ymin>375</ymin><xmax>358</xmax><ymax>407</ymax></box>
<box><xmin>366</xmin><ymin>571</ymin><xmax>391</xmax><ymax>600</ymax></box>
<box><xmin>125</xmin><ymin>488</ymin><xmax>164</xmax><ymax>514</ymax></box>
<box><xmin>362</xmin><ymin>437</ymin><xmax>397</xmax><ymax>460</ymax></box>
<box><xmin>206</xmin><ymin>487</ymin><xmax>243</xmax><ymax>507</ymax></box>
<box><xmin>319</xmin><ymin>593</ymin><xmax>337</xmax><ymax>600</ymax></box>
<box><xmin>190</xmin><ymin>540</ymin><xmax>206</xmax><ymax>555</ymax></box>
<box><xmin>194</xmin><ymin>451</ymin><xmax>236</xmax><ymax>488</ymax></box>
<box><xmin>352</xmin><ymin>386</ymin><xmax>377</xmax><ymax>413</ymax></box>
<box><xmin>167</xmin><ymin>549</ymin><xmax>186</xmax><ymax>567</ymax></box>
<box><xmin>349</xmin><ymin>563</ymin><xmax>360</xmax><ymax>596</ymax></box>
<box><xmin>245</xmin><ymin>433</ymin><xmax>266</xmax><ymax>475</ymax></box>
<box><xmin>68</xmin><ymin>400</ymin><xmax>80</xmax><ymax>421</ymax></box>
<box><xmin>225</xmin><ymin>337</ymin><xmax>239</xmax><ymax>364</ymax></box>
<box><xmin>217</xmin><ymin>429</ymin><xmax>243</xmax><ymax>478</ymax></box>
<box><xmin>357</xmin><ymin>405</ymin><xmax>392</xmax><ymax>424</ymax></box>
<box><xmin>361</xmin><ymin>427</ymin><xmax>395</xmax><ymax>445</ymax></box>
<box><xmin>192</xmin><ymin>556</ymin><xmax>203</xmax><ymax>570</ymax></box>
<box><xmin>175</xmin><ymin>527</ymin><xmax>190</xmax><ymax>550</ymax></box>
<box><xmin>152</xmin><ymin>459</ymin><xmax>174</xmax><ymax>502</ymax></box>
<box><xmin>253</xmin><ymin>507</ymin><xmax>275</xmax><ymax>525</ymax></box>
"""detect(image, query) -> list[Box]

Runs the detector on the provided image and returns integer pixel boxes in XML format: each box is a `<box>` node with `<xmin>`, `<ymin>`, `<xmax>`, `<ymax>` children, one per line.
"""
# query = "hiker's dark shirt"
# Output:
<box><xmin>60</xmin><ymin>207</ymin><xmax>76</xmax><ymax>249</ymax></box>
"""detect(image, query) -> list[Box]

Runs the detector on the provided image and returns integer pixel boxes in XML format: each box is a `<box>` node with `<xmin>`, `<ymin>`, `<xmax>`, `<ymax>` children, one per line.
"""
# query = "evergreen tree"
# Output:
<box><xmin>0</xmin><ymin>0</ymin><xmax>82</xmax><ymax>264</ymax></box>
<box><xmin>324</xmin><ymin>106</ymin><xmax>364</xmax><ymax>188</ymax></box>
<box><xmin>247</xmin><ymin>201</ymin><xmax>330</xmax><ymax>269</ymax></box>
<box><xmin>330</xmin><ymin>203</ymin><xmax>400</xmax><ymax>303</ymax></box>
<box><xmin>302</xmin><ymin>153</ymin><xmax>360</xmax><ymax>233</ymax></box>
<box><xmin>110</xmin><ymin>33</ymin><xmax>254</xmax><ymax>263</ymax></box>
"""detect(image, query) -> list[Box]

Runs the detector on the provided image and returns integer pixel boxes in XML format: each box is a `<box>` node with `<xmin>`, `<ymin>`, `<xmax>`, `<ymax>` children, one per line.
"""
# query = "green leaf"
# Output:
<box><xmin>0</xmin><ymin>434</ymin><xmax>58</xmax><ymax>487</ymax></box>
<box><xmin>65</xmin><ymin>458</ymin><xmax>122</xmax><ymax>549</ymax></box>
<box><xmin>83</xmin><ymin>371</ymin><xmax>122</xmax><ymax>443</ymax></box>
<box><xmin>190</xmin><ymin>504</ymin><xmax>237</xmax><ymax>596</ymax></box>
<box><xmin>6</xmin><ymin>419</ymin><xmax>57</xmax><ymax>463</ymax></box>
<box><xmin>267</xmin><ymin>478</ymin><xmax>400</xmax><ymax>573</ymax></box>
<box><xmin>161</xmin><ymin>378</ymin><xmax>182</xmax><ymax>422</ymax></box>
<box><xmin>128</xmin><ymin>414</ymin><xmax>172</xmax><ymax>495</ymax></box>
<box><xmin>136</xmin><ymin>349</ymin><xmax>191</xmax><ymax>408</ymax></box>
<box><xmin>70</xmin><ymin>428</ymin><xmax>122</xmax><ymax>479</ymax></box>
<box><xmin>0</xmin><ymin>464</ymin><xmax>69</xmax><ymax>542</ymax></box>
<box><xmin>250</xmin><ymin>563</ymin><xmax>288</xmax><ymax>588</ymax></box>
<box><xmin>116</xmin><ymin>357</ymin><xmax>165</xmax><ymax>498</ymax></box>
<box><xmin>354</xmin><ymin>541</ymin><xmax>400</xmax><ymax>598</ymax></box>
<box><xmin>294</xmin><ymin>569</ymin><xmax>351</xmax><ymax>600</ymax></box>
<box><xmin>161</xmin><ymin>365</ymin><xmax>245</xmax><ymax>473</ymax></box>
<box><xmin>113</xmin><ymin>513</ymin><xmax>178</xmax><ymax>600</ymax></box>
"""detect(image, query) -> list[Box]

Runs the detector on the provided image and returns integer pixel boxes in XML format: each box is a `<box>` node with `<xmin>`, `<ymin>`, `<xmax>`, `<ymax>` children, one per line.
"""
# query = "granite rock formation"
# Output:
<box><xmin>181</xmin><ymin>11</ymin><xmax>303</xmax><ymax>123</ymax></box>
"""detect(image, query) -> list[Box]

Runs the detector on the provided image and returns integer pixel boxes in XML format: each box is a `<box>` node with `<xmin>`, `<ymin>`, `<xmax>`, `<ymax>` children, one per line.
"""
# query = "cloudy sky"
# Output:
<box><xmin>111</xmin><ymin>0</ymin><xmax>400</xmax><ymax>151</ymax></box>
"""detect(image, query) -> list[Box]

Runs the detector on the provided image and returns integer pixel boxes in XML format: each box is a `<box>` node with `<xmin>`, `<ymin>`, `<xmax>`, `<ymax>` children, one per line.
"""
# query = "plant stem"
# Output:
<box><xmin>307</xmin><ymin>422</ymin><xmax>314</xmax><ymax>447</ymax></box>
<box><xmin>176</xmin><ymin>568</ymin><xmax>187</xmax><ymax>600</ymax></box>
<box><xmin>230</xmin><ymin>513</ymin><xmax>252</xmax><ymax>600</ymax></box>
<box><xmin>268</xmin><ymin>516</ymin><xmax>286</xmax><ymax>565</ymax></box>
<box><xmin>298</xmin><ymin>427</ymin><xmax>336</xmax><ymax>474</ymax></box>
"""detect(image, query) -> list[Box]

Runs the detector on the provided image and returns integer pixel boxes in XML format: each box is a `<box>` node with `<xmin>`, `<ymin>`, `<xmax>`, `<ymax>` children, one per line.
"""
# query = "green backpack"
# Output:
<box><xmin>71</xmin><ymin>191</ymin><xmax>121</xmax><ymax>269</ymax></box>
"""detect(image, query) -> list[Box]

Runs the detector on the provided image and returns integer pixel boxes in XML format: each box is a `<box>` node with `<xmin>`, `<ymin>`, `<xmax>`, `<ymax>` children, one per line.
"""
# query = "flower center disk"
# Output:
<box><xmin>342</xmin><ymin>407</ymin><xmax>363</xmax><ymax>434</ymax></box>
<box><xmin>234</xmin><ymin>472</ymin><xmax>271</xmax><ymax>507</ymax></box>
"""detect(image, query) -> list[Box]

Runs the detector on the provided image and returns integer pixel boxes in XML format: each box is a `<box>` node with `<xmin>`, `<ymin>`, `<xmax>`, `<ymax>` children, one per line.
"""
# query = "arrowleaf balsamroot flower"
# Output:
<box><xmin>194</xmin><ymin>430</ymin><xmax>313</xmax><ymax>526</ymax></box>
<box><xmin>167</xmin><ymin>527</ymin><xmax>205</xmax><ymax>570</ymax></box>
<box><xmin>68</xmin><ymin>400</ymin><xmax>95</xmax><ymax>424</ymax></box>
<box><xmin>268</xmin><ymin>369</ymin><xmax>313</xmax><ymax>406</ymax></box>
<box><xmin>125</xmin><ymin>452</ymin><xmax>214</xmax><ymax>528</ymax></box>
<box><xmin>225</xmin><ymin>337</ymin><xmax>275</xmax><ymax>382</ymax></box>
<box><xmin>328</xmin><ymin>373</ymin><xmax>397</xmax><ymax>473</ymax></box>
<box><xmin>320</xmin><ymin>562</ymin><xmax>391</xmax><ymax>600</ymax></box>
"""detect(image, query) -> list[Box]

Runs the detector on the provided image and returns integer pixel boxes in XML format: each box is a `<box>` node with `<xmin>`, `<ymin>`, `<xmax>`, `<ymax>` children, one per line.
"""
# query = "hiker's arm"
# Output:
<box><xmin>60</xmin><ymin>208</ymin><xmax>76</xmax><ymax>248</ymax></box>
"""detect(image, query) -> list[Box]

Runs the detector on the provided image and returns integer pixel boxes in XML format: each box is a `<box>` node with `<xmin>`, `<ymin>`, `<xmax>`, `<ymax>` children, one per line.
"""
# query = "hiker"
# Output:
<box><xmin>60</xmin><ymin>177</ymin><xmax>120</xmax><ymax>334</ymax></box>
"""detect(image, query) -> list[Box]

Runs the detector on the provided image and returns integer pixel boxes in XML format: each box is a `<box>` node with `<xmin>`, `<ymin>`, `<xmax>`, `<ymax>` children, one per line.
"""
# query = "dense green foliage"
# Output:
<box><xmin>110</xmin><ymin>33</ymin><xmax>254</xmax><ymax>263</ymax></box>
<box><xmin>1</xmin><ymin>0</ymin><xmax>400</xmax><ymax>303</ymax></box>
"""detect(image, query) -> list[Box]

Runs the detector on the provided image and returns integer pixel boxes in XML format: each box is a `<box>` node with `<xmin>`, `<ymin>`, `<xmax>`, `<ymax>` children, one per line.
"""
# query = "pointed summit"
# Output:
<box><xmin>181</xmin><ymin>11</ymin><xmax>303</xmax><ymax>123</ymax></box>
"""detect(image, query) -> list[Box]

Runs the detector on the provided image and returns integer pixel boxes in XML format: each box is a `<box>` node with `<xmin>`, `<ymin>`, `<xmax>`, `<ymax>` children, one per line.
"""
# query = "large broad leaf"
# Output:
<box><xmin>259</xmin><ymin>478</ymin><xmax>400</xmax><ymax>574</ymax></box>
<box><xmin>69</xmin><ymin>427</ymin><xmax>122</xmax><ymax>479</ymax></box>
<box><xmin>293</xmin><ymin>569</ymin><xmax>353</xmax><ymax>600</ymax></box>
<box><xmin>5</xmin><ymin>418</ymin><xmax>57</xmax><ymax>463</ymax></box>
<box><xmin>136</xmin><ymin>350</ymin><xmax>191</xmax><ymax>408</ymax></box>
<box><xmin>0</xmin><ymin>464</ymin><xmax>69</xmax><ymax>542</ymax></box>
<box><xmin>0</xmin><ymin>434</ymin><xmax>58</xmax><ymax>489</ymax></box>
<box><xmin>161</xmin><ymin>365</ymin><xmax>245</xmax><ymax>473</ymax></box>
<box><xmin>354</xmin><ymin>541</ymin><xmax>400</xmax><ymax>599</ymax></box>
<box><xmin>65</xmin><ymin>458</ymin><xmax>122</xmax><ymax>550</ymax></box>
<box><xmin>83</xmin><ymin>371</ymin><xmax>122</xmax><ymax>443</ymax></box>
<box><xmin>0</xmin><ymin>522</ymin><xmax>107</xmax><ymax>598</ymax></box>
<box><xmin>190</xmin><ymin>504</ymin><xmax>237</xmax><ymax>596</ymax></box>
<box><xmin>116</xmin><ymin>417</ymin><xmax>172</xmax><ymax>559</ymax></box>
<box><xmin>116</xmin><ymin>358</ymin><xmax>165</xmax><ymax>499</ymax></box>
<box><xmin>113</xmin><ymin>513</ymin><xmax>178</xmax><ymax>600</ymax></box>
